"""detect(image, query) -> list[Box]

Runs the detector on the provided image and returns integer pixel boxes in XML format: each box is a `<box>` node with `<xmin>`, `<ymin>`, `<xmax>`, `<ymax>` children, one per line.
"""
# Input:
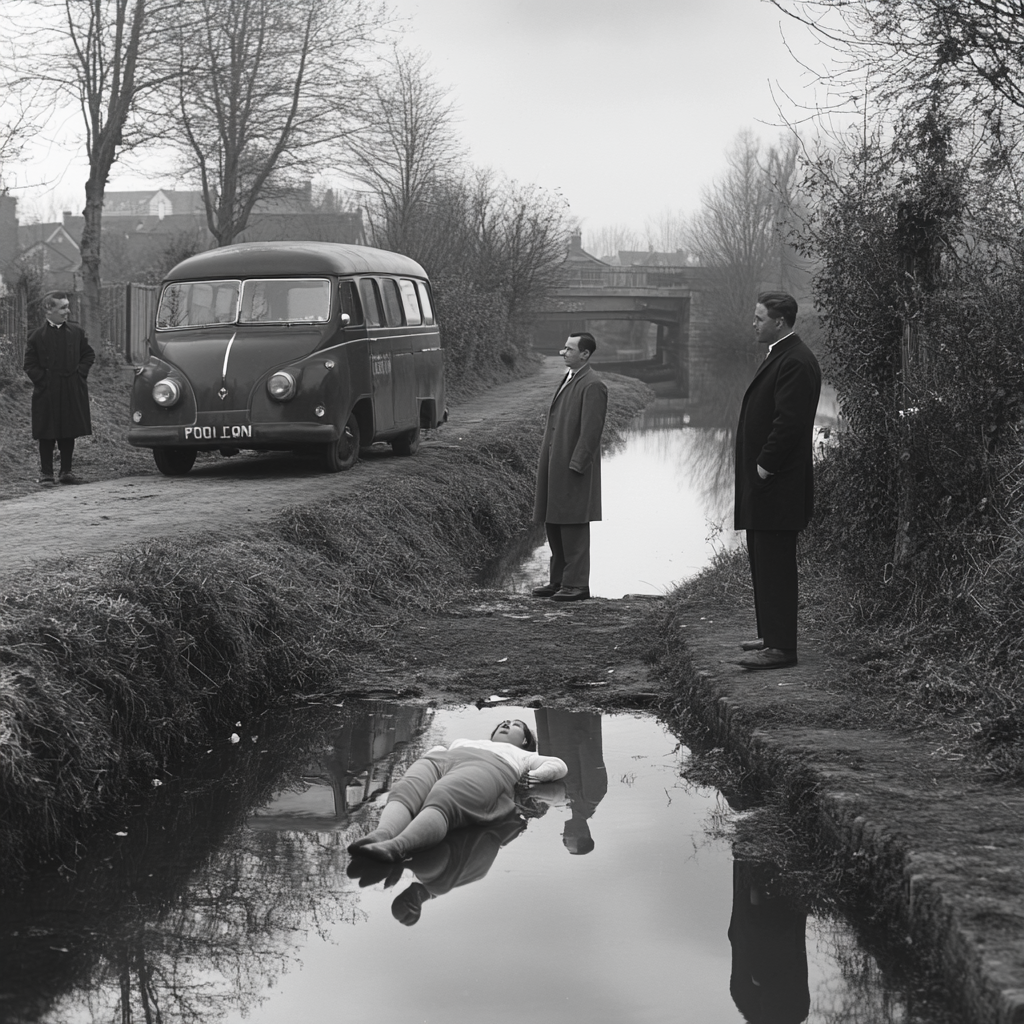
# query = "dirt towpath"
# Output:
<box><xmin>0</xmin><ymin>361</ymin><xmax>566</xmax><ymax>578</ymax></box>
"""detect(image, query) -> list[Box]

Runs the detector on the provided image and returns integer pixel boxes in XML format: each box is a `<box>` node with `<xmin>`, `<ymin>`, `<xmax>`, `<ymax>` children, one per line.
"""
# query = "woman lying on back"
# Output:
<box><xmin>348</xmin><ymin>719</ymin><xmax>568</xmax><ymax>863</ymax></box>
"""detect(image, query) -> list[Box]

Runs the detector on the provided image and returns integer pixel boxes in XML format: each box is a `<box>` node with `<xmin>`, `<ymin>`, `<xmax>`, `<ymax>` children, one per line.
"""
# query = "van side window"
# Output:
<box><xmin>415</xmin><ymin>281</ymin><xmax>435</xmax><ymax>325</ymax></box>
<box><xmin>358</xmin><ymin>279</ymin><xmax>382</xmax><ymax>327</ymax></box>
<box><xmin>398</xmin><ymin>279</ymin><xmax>422</xmax><ymax>325</ymax></box>
<box><xmin>379</xmin><ymin>278</ymin><xmax>405</xmax><ymax>327</ymax></box>
<box><xmin>339</xmin><ymin>280</ymin><xmax>363</xmax><ymax>325</ymax></box>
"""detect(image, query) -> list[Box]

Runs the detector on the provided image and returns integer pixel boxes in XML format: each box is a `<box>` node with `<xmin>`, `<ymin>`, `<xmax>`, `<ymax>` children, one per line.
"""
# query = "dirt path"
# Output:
<box><xmin>0</xmin><ymin>361</ymin><xmax>565</xmax><ymax>578</ymax></box>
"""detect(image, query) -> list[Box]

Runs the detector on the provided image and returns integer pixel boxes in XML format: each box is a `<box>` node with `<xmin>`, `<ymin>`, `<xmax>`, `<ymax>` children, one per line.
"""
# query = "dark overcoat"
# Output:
<box><xmin>533</xmin><ymin>363</ymin><xmax>608</xmax><ymax>524</ymax></box>
<box><xmin>734</xmin><ymin>334</ymin><xmax>821</xmax><ymax>532</ymax></box>
<box><xmin>23</xmin><ymin>321</ymin><xmax>95</xmax><ymax>440</ymax></box>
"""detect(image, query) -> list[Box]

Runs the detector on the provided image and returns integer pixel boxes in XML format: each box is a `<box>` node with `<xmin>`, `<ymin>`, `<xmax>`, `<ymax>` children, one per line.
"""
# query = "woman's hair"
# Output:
<box><xmin>490</xmin><ymin>719</ymin><xmax>537</xmax><ymax>751</ymax></box>
<box><xmin>519</xmin><ymin>721</ymin><xmax>537</xmax><ymax>752</ymax></box>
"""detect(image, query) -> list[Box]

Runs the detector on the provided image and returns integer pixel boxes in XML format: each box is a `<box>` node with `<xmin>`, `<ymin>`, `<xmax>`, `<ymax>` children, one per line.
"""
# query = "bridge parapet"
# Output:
<box><xmin>558</xmin><ymin>265</ymin><xmax>705</xmax><ymax>292</ymax></box>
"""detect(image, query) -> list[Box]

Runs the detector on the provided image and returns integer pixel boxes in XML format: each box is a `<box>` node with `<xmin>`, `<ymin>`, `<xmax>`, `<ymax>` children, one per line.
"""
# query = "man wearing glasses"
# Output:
<box><xmin>532</xmin><ymin>332</ymin><xmax>608</xmax><ymax>602</ymax></box>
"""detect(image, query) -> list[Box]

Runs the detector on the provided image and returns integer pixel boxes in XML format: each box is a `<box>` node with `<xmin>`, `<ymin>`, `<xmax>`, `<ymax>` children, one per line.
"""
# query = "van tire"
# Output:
<box><xmin>324</xmin><ymin>414</ymin><xmax>360</xmax><ymax>472</ymax></box>
<box><xmin>391</xmin><ymin>425</ymin><xmax>420</xmax><ymax>457</ymax></box>
<box><xmin>153</xmin><ymin>447</ymin><xmax>197</xmax><ymax>477</ymax></box>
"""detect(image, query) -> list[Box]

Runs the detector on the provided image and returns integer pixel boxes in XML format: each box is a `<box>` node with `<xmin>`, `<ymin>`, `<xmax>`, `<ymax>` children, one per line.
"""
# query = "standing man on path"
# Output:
<box><xmin>733</xmin><ymin>293</ymin><xmax>821</xmax><ymax>669</ymax></box>
<box><xmin>23</xmin><ymin>293</ymin><xmax>95</xmax><ymax>486</ymax></box>
<box><xmin>532</xmin><ymin>332</ymin><xmax>608</xmax><ymax>602</ymax></box>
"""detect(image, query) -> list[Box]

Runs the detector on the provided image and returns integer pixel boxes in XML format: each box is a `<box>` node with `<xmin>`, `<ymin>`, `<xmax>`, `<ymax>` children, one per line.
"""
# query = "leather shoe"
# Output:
<box><xmin>58</xmin><ymin>471</ymin><xmax>82</xmax><ymax>485</ymax></box>
<box><xmin>739</xmin><ymin>638</ymin><xmax>766</xmax><ymax>651</ymax></box>
<box><xmin>735</xmin><ymin>647</ymin><xmax>797</xmax><ymax>670</ymax></box>
<box><xmin>38</xmin><ymin>475</ymin><xmax>56</xmax><ymax>487</ymax></box>
<box><xmin>531</xmin><ymin>584</ymin><xmax>560</xmax><ymax>598</ymax></box>
<box><xmin>550</xmin><ymin>586</ymin><xmax>590</xmax><ymax>602</ymax></box>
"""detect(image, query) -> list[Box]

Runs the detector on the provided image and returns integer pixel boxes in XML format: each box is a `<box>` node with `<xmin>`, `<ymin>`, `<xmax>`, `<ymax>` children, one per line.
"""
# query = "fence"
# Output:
<box><xmin>0</xmin><ymin>284</ymin><xmax>156</xmax><ymax>378</ymax></box>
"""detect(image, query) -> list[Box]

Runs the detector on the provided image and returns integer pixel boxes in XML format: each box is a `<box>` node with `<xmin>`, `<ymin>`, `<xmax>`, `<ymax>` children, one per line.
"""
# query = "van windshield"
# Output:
<box><xmin>156</xmin><ymin>278</ymin><xmax>332</xmax><ymax>329</ymax></box>
<box><xmin>240</xmin><ymin>278</ymin><xmax>332</xmax><ymax>323</ymax></box>
<box><xmin>157</xmin><ymin>280</ymin><xmax>240</xmax><ymax>329</ymax></box>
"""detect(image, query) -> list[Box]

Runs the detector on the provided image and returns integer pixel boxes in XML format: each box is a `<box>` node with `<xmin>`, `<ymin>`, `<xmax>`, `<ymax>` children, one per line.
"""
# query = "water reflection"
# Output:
<box><xmin>248</xmin><ymin>701</ymin><xmax>428</xmax><ymax>831</ymax></box>
<box><xmin>729</xmin><ymin>859</ymin><xmax>810</xmax><ymax>1024</ymax></box>
<box><xmin>489</xmin><ymin>407</ymin><xmax>742</xmax><ymax>597</ymax></box>
<box><xmin>536</xmin><ymin>709</ymin><xmax>607</xmax><ymax>855</ymax></box>
<box><xmin>0</xmin><ymin>702</ymin><xmax>945</xmax><ymax>1024</ymax></box>
<box><xmin>483</xmin><ymin>375</ymin><xmax>842</xmax><ymax>598</ymax></box>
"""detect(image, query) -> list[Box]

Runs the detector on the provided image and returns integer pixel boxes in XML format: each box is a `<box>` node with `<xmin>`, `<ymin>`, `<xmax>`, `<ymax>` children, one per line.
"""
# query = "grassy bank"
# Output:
<box><xmin>652</xmin><ymin>540</ymin><xmax>1023</xmax><ymax>782</ymax></box>
<box><xmin>0</xmin><ymin>370</ymin><xmax>651</xmax><ymax>874</ymax></box>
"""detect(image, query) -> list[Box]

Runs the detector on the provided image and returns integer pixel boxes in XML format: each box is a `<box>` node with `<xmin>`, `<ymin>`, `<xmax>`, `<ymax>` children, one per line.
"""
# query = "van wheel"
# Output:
<box><xmin>391</xmin><ymin>425</ymin><xmax>420</xmax><ymax>457</ymax></box>
<box><xmin>153</xmin><ymin>447</ymin><xmax>196</xmax><ymax>477</ymax></box>
<box><xmin>324</xmin><ymin>414</ymin><xmax>360</xmax><ymax>472</ymax></box>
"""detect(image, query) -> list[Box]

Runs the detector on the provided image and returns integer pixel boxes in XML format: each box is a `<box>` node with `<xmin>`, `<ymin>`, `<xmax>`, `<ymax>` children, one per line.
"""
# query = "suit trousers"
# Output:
<box><xmin>746</xmin><ymin>529</ymin><xmax>799</xmax><ymax>651</ymax></box>
<box><xmin>546</xmin><ymin>523</ymin><xmax>591</xmax><ymax>589</ymax></box>
<box><xmin>39</xmin><ymin>438</ymin><xmax>75</xmax><ymax>476</ymax></box>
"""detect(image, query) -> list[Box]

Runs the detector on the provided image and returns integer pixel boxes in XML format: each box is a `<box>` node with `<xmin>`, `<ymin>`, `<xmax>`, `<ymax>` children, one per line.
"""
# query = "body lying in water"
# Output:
<box><xmin>348</xmin><ymin>719</ymin><xmax>568</xmax><ymax>862</ymax></box>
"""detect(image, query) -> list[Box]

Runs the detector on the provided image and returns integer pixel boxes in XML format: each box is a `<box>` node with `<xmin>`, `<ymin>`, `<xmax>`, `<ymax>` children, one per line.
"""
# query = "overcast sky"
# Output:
<box><xmin>7</xmin><ymin>0</ymin><xmax>832</xmax><ymax>235</ymax></box>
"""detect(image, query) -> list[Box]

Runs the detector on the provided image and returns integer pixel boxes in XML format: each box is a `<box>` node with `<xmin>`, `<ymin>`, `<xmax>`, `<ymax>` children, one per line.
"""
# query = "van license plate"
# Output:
<box><xmin>183</xmin><ymin>425</ymin><xmax>253</xmax><ymax>441</ymax></box>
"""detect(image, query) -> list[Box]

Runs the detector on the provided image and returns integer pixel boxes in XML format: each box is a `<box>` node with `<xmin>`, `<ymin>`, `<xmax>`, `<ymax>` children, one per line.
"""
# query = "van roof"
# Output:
<box><xmin>164</xmin><ymin>241</ymin><xmax>429</xmax><ymax>281</ymax></box>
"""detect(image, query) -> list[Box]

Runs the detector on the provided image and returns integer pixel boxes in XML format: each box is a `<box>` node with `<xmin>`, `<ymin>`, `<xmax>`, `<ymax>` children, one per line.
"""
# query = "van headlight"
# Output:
<box><xmin>152</xmin><ymin>378</ymin><xmax>182</xmax><ymax>407</ymax></box>
<box><xmin>267</xmin><ymin>371</ymin><xmax>297</xmax><ymax>401</ymax></box>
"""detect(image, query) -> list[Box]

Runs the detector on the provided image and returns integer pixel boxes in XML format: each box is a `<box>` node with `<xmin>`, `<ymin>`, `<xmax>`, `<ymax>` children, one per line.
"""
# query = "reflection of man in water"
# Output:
<box><xmin>728</xmin><ymin>860</ymin><xmax>810</xmax><ymax>1024</ymax></box>
<box><xmin>535</xmin><ymin>709</ymin><xmax>607</xmax><ymax>854</ymax></box>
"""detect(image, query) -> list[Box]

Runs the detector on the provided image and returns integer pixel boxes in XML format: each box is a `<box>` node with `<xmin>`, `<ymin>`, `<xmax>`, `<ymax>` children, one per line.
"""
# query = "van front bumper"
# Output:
<box><xmin>128</xmin><ymin>423</ymin><xmax>338</xmax><ymax>448</ymax></box>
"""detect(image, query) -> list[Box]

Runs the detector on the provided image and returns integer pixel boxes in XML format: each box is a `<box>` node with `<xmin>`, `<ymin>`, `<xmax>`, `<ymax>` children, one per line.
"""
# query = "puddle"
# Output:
<box><xmin>0</xmin><ymin>702</ymin><xmax>947</xmax><ymax>1023</ymax></box>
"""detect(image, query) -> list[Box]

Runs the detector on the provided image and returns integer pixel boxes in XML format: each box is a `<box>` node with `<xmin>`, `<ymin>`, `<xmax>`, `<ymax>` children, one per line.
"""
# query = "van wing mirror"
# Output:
<box><xmin>340</xmin><ymin>312</ymin><xmax>351</xmax><ymax>326</ymax></box>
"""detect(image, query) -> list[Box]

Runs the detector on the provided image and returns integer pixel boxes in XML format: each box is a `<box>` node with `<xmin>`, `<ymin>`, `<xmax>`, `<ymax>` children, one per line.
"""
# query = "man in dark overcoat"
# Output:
<box><xmin>532</xmin><ymin>332</ymin><xmax>608</xmax><ymax>602</ymax></box>
<box><xmin>734</xmin><ymin>293</ymin><xmax>821</xmax><ymax>669</ymax></box>
<box><xmin>23</xmin><ymin>292</ymin><xmax>95</xmax><ymax>486</ymax></box>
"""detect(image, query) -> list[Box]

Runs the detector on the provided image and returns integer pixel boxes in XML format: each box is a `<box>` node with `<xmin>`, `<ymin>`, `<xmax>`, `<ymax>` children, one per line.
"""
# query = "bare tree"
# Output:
<box><xmin>162</xmin><ymin>0</ymin><xmax>382</xmax><ymax>246</ymax></box>
<box><xmin>769</xmin><ymin>0</ymin><xmax>1024</xmax><ymax>153</ymax></box>
<box><xmin>345</xmin><ymin>46</ymin><xmax>462</xmax><ymax>254</ymax></box>
<box><xmin>487</xmin><ymin>180</ymin><xmax>570</xmax><ymax>322</ymax></box>
<box><xmin>686</xmin><ymin>131</ymin><xmax>805</xmax><ymax>421</ymax></box>
<box><xmin>583</xmin><ymin>223</ymin><xmax>643</xmax><ymax>262</ymax></box>
<box><xmin>7</xmin><ymin>0</ymin><xmax>177</xmax><ymax>340</ymax></box>
<box><xmin>643</xmin><ymin>208</ymin><xmax>691</xmax><ymax>254</ymax></box>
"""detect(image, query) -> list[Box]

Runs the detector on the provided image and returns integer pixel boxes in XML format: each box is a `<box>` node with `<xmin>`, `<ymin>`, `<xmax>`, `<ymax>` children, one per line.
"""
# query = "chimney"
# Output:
<box><xmin>569</xmin><ymin>230</ymin><xmax>583</xmax><ymax>253</ymax></box>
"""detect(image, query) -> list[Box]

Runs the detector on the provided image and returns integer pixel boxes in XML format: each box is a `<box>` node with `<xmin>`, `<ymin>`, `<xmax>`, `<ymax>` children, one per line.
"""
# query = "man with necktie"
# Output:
<box><xmin>23</xmin><ymin>293</ymin><xmax>95</xmax><ymax>486</ymax></box>
<box><xmin>532</xmin><ymin>332</ymin><xmax>608</xmax><ymax>602</ymax></box>
<box><xmin>733</xmin><ymin>293</ymin><xmax>821</xmax><ymax>669</ymax></box>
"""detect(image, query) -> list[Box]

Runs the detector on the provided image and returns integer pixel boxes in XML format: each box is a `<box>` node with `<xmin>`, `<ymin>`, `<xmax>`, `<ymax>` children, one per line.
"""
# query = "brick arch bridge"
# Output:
<box><xmin>530</xmin><ymin>263</ymin><xmax>708</xmax><ymax>397</ymax></box>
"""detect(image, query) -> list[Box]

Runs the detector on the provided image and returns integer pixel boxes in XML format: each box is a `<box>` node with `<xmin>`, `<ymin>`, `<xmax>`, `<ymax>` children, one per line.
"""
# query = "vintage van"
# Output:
<box><xmin>128</xmin><ymin>241</ymin><xmax>446</xmax><ymax>475</ymax></box>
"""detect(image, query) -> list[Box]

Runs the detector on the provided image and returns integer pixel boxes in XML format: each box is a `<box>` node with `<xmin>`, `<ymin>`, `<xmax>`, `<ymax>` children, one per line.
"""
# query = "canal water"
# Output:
<box><xmin>495</xmin><ymin>391</ymin><xmax>839</xmax><ymax>599</ymax></box>
<box><xmin>0</xmin><ymin>701</ymin><xmax>939</xmax><ymax>1023</ymax></box>
<box><xmin>493</xmin><ymin>399</ymin><xmax>741</xmax><ymax>598</ymax></box>
<box><xmin>0</xmin><ymin>390</ymin><xmax>947</xmax><ymax>1023</ymax></box>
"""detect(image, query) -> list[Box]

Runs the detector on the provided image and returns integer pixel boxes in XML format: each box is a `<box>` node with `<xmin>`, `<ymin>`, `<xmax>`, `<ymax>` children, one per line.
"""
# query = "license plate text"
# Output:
<box><xmin>184</xmin><ymin>425</ymin><xmax>253</xmax><ymax>440</ymax></box>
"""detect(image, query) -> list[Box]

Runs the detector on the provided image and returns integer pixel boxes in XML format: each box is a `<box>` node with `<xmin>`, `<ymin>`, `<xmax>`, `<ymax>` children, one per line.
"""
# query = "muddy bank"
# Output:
<box><xmin>0</xmin><ymin>363</ymin><xmax>651</xmax><ymax>871</ymax></box>
<box><xmin>646</xmin><ymin>577</ymin><xmax>1024</xmax><ymax>1024</ymax></box>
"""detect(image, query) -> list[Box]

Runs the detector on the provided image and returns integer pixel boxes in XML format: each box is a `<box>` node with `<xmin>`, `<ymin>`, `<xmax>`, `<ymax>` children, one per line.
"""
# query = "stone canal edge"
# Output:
<box><xmin>1</xmin><ymin>359</ymin><xmax>1020</xmax><ymax>1023</ymax></box>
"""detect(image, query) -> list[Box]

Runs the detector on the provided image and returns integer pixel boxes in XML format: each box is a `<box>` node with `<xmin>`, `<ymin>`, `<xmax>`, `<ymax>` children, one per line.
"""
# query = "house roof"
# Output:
<box><xmin>18</xmin><ymin>223</ymin><xmax>81</xmax><ymax>270</ymax></box>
